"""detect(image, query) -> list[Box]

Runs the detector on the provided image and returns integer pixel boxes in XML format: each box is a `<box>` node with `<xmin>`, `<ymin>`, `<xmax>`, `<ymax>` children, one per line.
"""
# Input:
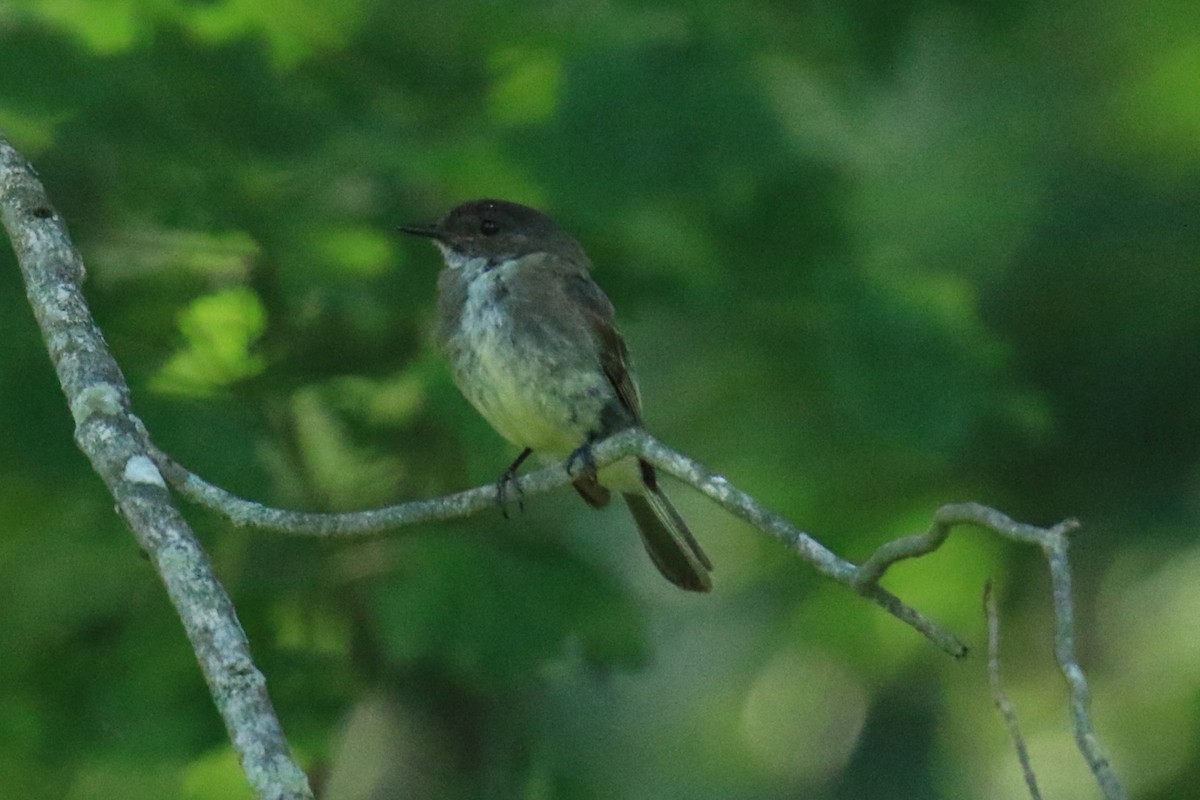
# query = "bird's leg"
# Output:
<box><xmin>497</xmin><ymin>448</ymin><xmax>532</xmax><ymax>519</ymax></box>
<box><xmin>565</xmin><ymin>435</ymin><xmax>599</xmax><ymax>484</ymax></box>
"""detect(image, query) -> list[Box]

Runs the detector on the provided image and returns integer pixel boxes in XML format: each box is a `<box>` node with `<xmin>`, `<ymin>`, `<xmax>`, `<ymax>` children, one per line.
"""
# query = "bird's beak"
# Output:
<box><xmin>397</xmin><ymin>221</ymin><xmax>445</xmax><ymax>240</ymax></box>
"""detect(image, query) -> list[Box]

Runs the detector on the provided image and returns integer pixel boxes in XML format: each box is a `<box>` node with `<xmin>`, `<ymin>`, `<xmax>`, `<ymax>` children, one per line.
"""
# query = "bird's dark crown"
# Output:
<box><xmin>400</xmin><ymin>199</ymin><xmax>586</xmax><ymax>261</ymax></box>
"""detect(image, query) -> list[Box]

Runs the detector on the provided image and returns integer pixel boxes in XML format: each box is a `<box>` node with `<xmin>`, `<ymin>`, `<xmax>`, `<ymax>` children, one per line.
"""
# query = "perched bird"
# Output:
<box><xmin>400</xmin><ymin>199</ymin><xmax>712</xmax><ymax>591</ymax></box>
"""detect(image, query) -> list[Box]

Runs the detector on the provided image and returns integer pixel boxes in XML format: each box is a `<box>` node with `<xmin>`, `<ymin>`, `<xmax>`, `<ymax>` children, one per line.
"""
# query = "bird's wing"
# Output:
<box><xmin>562</xmin><ymin>271</ymin><xmax>643</xmax><ymax>422</ymax></box>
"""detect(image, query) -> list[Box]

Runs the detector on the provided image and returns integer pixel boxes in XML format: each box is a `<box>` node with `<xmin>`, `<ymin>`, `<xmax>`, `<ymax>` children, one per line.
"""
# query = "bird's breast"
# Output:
<box><xmin>443</xmin><ymin>265</ymin><xmax>610</xmax><ymax>456</ymax></box>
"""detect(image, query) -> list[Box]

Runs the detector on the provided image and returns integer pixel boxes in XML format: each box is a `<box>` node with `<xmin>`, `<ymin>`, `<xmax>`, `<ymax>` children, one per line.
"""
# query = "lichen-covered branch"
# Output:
<box><xmin>0</xmin><ymin>133</ymin><xmax>314</xmax><ymax>800</ymax></box>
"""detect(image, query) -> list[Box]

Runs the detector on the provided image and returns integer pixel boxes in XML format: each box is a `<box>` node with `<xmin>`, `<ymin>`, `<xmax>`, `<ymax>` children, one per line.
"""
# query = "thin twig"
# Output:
<box><xmin>0</xmin><ymin>133</ymin><xmax>314</xmax><ymax>800</ymax></box>
<box><xmin>153</xmin><ymin>432</ymin><xmax>969</xmax><ymax>658</ymax></box>
<box><xmin>985</xmin><ymin>580</ymin><xmax>1043</xmax><ymax>800</ymax></box>
<box><xmin>1042</xmin><ymin>525</ymin><xmax>1128</xmax><ymax>800</ymax></box>
<box><xmin>857</xmin><ymin>506</ymin><xmax>1126</xmax><ymax>800</ymax></box>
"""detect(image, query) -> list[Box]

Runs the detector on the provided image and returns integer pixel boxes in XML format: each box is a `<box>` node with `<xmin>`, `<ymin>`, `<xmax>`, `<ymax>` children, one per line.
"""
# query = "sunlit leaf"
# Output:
<box><xmin>308</xmin><ymin>225</ymin><xmax>395</xmax><ymax>277</ymax></box>
<box><xmin>151</xmin><ymin>287</ymin><xmax>267</xmax><ymax>396</ymax></box>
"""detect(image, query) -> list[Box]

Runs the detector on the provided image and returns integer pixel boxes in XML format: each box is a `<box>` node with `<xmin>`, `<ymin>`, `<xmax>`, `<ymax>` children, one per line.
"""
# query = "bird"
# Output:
<box><xmin>399</xmin><ymin>199</ymin><xmax>712</xmax><ymax>591</ymax></box>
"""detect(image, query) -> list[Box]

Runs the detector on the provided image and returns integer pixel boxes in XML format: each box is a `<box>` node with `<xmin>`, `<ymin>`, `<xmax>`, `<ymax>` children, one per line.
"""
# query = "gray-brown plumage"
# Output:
<box><xmin>401</xmin><ymin>199</ymin><xmax>712</xmax><ymax>591</ymax></box>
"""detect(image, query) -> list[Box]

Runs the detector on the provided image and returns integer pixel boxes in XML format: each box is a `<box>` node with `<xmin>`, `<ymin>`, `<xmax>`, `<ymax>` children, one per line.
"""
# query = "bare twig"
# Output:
<box><xmin>857</xmin><ymin>505</ymin><xmax>1126</xmax><ymax>800</ymax></box>
<box><xmin>985</xmin><ymin>580</ymin><xmax>1043</xmax><ymax>800</ymax></box>
<box><xmin>153</xmin><ymin>432</ymin><xmax>970</xmax><ymax>658</ymax></box>
<box><xmin>1043</xmin><ymin>526</ymin><xmax>1128</xmax><ymax>800</ymax></box>
<box><xmin>0</xmin><ymin>133</ymin><xmax>314</xmax><ymax>800</ymax></box>
<box><xmin>853</xmin><ymin>502</ymin><xmax>1054</xmax><ymax>588</ymax></box>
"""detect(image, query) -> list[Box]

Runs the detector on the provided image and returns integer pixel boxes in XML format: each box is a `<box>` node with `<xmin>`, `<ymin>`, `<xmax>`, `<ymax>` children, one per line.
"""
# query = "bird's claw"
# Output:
<box><xmin>495</xmin><ymin>448</ymin><xmax>533</xmax><ymax>519</ymax></box>
<box><xmin>496</xmin><ymin>469</ymin><xmax>525</xmax><ymax>519</ymax></box>
<box><xmin>565</xmin><ymin>439</ymin><xmax>598</xmax><ymax>483</ymax></box>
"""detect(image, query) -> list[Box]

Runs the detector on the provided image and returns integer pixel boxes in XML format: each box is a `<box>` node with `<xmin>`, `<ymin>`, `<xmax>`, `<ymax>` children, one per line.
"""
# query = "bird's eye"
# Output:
<box><xmin>480</xmin><ymin>218</ymin><xmax>500</xmax><ymax>236</ymax></box>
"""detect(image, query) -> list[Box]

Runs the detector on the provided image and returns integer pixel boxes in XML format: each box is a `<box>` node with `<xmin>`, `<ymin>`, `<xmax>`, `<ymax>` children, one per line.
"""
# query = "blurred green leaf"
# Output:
<box><xmin>274</xmin><ymin>384</ymin><xmax>407</xmax><ymax>510</ymax></box>
<box><xmin>22</xmin><ymin>0</ymin><xmax>148</xmax><ymax>54</ymax></box>
<box><xmin>308</xmin><ymin>225</ymin><xmax>396</xmax><ymax>277</ymax></box>
<box><xmin>151</xmin><ymin>287</ymin><xmax>267</xmax><ymax>396</ymax></box>
<box><xmin>488</xmin><ymin>48</ymin><xmax>562</xmax><ymax>126</ymax></box>
<box><xmin>181</xmin><ymin>0</ymin><xmax>365</xmax><ymax>69</ymax></box>
<box><xmin>182</xmin><ymin>747</ymin><xmax>255</xmax><ymax>800</ymax></box>
<box><xmin>1108</xmin><ymin>34</ymin><xmax>1200</xmax><ymax>171</ymax></box>
<box><xmin>91</xmin><ymin>226</ymin><xmax>260</xmax><ymax>284</ymax></box>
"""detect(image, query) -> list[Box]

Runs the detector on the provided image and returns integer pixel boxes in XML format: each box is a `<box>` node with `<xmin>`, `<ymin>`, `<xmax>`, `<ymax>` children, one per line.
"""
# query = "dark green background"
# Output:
<box><xmin>2</xmin><ymin>1</ymin><xmax>1197</xmax><ymax>798</ymax></box>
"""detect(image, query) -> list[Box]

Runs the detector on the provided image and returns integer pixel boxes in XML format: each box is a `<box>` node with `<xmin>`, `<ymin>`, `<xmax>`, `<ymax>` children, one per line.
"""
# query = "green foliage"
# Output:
<box><xmin>3</xmin><ymin>0</ymin><xmax>1199</xmax><ymax>798</ymax></box>
<box><xmin>181</xmin><ymin>747</ymin><xmax>256</xmax><ymax>800</ymax></box>
<box><xmin>373</xmin><ymin>533</ymin><xmax>646</xmax><ymax>689</ymax></box>
<box><xmin>152</xmin><ymin>287</ymin><xmax>268</xmax><ymax>395</ymax></box>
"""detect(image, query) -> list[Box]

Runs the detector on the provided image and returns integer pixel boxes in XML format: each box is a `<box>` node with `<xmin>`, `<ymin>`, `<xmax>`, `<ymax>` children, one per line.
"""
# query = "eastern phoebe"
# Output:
<box><xmin>400</xmin><ymin>199</ymin><xmax>712</xmax><ymax>592</ymax></box>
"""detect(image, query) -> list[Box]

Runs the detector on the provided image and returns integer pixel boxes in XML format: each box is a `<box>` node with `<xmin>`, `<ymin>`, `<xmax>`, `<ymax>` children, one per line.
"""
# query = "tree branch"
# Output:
<box><xmin>156</xmin><ymin>412</ymin><xmax>1131</xmax><ymax>799</ymax></box>
<box><xmin>1045</xmin><ymin>527</ymin><xmax>1128</xmax><ymax>800</ymax></box>
<box><xmin>858</xmin><ymin>505</ymin><xmax>1127</xmax><ymax>800</ymax></box>
<box><xmin>985</xmin><ymin>580</ymin><xmax>1043</xmax><ymax>800</ymax></box>
<box><xmin>153</xmin><ymin>432</ymin><xmax>970</xmax><ymax>658</ymax></box>
<box><xmin>0</xmin><ymin>133</ymin><xmax>314</xmax><ymax>800</ymax></box>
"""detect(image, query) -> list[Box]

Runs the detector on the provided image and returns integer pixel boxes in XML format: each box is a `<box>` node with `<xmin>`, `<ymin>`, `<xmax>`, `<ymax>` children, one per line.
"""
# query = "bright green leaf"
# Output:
<box><xmin>151</xmin><ymin>287</ymin><xmax>267</xmax><ymax>396</ymax></box>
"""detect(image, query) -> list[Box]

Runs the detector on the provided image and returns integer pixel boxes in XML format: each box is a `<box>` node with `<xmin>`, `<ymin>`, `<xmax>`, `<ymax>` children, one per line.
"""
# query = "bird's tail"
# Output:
<box><xmin>623</xmin><ymin>480</ymin><xmax>712</xmax><ymax>592</ymax></box>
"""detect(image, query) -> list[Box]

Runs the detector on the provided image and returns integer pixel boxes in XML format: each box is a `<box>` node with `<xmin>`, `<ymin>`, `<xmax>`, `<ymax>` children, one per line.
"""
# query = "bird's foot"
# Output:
<box><xmin>496</xmin><ymin>448</ymin><xmax>532</xmax><ymax>519</ymax></box>
<box><xmin>565</xmin><ymin>438</ymin><xmax>598</xmax><ymax>483</ymax></box>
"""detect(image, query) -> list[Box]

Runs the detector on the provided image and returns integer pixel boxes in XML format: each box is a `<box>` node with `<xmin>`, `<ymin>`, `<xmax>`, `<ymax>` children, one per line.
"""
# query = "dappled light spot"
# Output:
<box><xmin>740</xmin><ymin>647</ymin><xmax>868</xmax><ymax>784</ymax></box>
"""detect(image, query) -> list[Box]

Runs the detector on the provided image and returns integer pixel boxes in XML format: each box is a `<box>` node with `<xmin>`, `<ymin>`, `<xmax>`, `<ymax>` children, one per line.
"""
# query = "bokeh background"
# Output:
<box><xmin>2</xmin><ymin>1</ymin><xmax>1198</xmax><ymax>798</ymax></box>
